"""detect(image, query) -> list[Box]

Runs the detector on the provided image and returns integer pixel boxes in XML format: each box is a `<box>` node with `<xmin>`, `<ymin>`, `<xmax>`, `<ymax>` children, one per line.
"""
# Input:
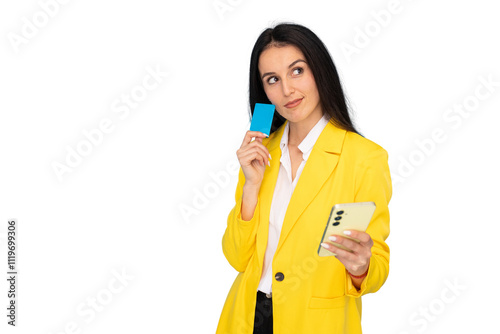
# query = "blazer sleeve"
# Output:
<box><xmin>221</xmin><ymin>167</ymin><xmax>261</xmax><ymax>273</ymax></box>
<box><xmin>345</xmin><ymin>146</ymin><xmax>393</xmax><ymax>297</ymax></box>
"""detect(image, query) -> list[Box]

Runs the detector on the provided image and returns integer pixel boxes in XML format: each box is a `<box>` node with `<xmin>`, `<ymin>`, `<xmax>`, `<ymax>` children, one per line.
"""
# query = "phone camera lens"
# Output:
<box><xmin>336</xmin><ymin>210</ymin><xmax>344</xmax><ymax>215</ymax></box>
<box><xmin>334</xmin><ymin>216</ymin><xmax>342</xmax><ymax>221</ymax></box>
<box><xmin>333</xmin><ymin>222</ymin><xmax>340</xmax><ymax>226</ymax></box>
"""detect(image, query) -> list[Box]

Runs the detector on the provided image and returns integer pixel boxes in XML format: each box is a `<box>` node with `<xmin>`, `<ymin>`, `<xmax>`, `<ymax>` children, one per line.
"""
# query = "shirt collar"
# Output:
<box><xmin>280</xmin><ymin>113</ymin><xmax>331</xmax><ymax>161</ymax></box>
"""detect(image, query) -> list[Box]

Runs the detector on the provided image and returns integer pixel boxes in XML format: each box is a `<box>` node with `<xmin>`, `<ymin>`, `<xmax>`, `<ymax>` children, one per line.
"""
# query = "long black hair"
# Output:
<box><xmin>249</xmin><ymin>23</ymin><xmax>359</xmax><ymax>135</ymax></box>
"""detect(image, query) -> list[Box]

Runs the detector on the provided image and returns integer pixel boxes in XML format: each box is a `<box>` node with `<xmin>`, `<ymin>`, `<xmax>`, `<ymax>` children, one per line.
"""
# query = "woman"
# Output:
<box><xmin>216</xmin><ymin>23</ymin><xmax>392</xmax><ymax>334</ymax></box>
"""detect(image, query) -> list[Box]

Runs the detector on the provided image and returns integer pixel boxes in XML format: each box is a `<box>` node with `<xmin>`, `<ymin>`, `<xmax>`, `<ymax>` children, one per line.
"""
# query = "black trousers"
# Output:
<box><xmin>253</xmin><ymin>291</ymin><xmax>273</xmax><ymax>334</ymax></box>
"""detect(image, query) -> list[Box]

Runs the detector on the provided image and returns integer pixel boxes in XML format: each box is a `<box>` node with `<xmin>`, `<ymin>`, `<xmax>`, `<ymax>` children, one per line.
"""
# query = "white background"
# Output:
<box><xmin>1</xmin><ymin>0</ymin><xmax>499</xmax><ymax>333</ymax></box>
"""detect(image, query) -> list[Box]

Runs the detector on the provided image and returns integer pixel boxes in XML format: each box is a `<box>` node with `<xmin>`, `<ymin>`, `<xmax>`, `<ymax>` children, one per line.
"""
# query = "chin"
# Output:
<box><xmin>284</xmin><ymin>111</ymin><xmax>311</xmax><ymax>124</ymax></box>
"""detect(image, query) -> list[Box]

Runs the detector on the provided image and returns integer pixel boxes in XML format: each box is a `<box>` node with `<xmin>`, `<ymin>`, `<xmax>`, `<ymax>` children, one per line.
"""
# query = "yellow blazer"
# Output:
<box><xmin>217</xmin><ymin>119</ymin><xmax>392</xmax><ymax>334</ymax></box>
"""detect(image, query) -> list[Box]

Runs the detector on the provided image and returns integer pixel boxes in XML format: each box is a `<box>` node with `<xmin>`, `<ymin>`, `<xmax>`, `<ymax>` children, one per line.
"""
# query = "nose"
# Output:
<box><xmin>281</xmin><ymin>77</ymin><xmax>294</xmax><ymax>97</ymax></box>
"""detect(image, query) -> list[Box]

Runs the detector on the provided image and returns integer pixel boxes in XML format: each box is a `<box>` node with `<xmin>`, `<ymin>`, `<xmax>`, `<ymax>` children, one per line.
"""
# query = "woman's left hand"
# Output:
<box><xmin>321</xmin><ymin>230</ymin><xmax>373</xmax><ymax>276</ymax></box>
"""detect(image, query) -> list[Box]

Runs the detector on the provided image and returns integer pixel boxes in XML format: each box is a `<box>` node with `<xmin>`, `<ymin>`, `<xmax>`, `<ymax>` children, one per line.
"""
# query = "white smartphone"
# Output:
<box><xmin>317</xmin><ymin>202</ymin><xmax>376</xmax><ymax>257</ymax></box>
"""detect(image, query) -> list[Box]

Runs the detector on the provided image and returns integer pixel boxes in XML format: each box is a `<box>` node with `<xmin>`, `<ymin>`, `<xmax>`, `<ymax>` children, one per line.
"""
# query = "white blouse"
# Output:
<box><xmin>257</xmin><ymin>113</ymin><xmax>331</xmax><ymax>294</ymax></box>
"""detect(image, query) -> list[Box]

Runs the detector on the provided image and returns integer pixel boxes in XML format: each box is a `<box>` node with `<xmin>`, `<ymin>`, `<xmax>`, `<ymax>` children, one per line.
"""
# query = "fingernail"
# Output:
<box><xmin>268</xmin><ymin>154</ymin><xmax>272</xmax><ymax>160</ymax></box>
<box><xmin>321</xmin><ymin>242</ymin><xmax>330</xmax><ymax>249</ymax></box>
<box><xmin>328</xmin><ymin>236</ymin><xmax>336</xmax><ymax>242</ymax></box>
<box><xmin>268</xmin><ymin>160</ymin><xmax>271</xmax><ymax>167</ymax></box>
<box><xmin>262</xmin><ymin>132</ymin><xmax>269</xmax><ymax>137</ymax></box>
<box><xmin>343</xmin><ymin>231</ymin><xmax>351</xmax><ymax>236</ymax></box>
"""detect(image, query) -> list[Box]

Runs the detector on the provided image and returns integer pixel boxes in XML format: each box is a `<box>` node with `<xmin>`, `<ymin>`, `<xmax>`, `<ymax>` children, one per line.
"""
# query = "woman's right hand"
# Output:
<box><xmin>236</xmin><ymin>131</ymin><xmax>271</xmax><ymax>187</ymax></box>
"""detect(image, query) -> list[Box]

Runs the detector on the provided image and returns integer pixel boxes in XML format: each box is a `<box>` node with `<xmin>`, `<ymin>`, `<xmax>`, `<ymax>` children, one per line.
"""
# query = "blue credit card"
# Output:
<box><xmin>250</xmin><ymin>103</ymin><xmax>275</xmax><ymax>136</ymax></box>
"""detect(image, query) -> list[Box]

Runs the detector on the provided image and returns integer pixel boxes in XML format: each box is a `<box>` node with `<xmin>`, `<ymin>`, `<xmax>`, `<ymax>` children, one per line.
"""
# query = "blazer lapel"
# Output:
<box><xmin>275</xmin><ymin>120</ymin><xmax>347</xmax><ymax>255</ymax></box>
<box><xmin>255</xmin><ymin>119</ymin><xmax>347</xmax><ymax>264</ymax></box>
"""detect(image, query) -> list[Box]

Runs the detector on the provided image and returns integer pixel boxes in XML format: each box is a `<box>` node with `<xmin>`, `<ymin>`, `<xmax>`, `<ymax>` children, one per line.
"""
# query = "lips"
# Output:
<box><xmin>284</xmin><ymin>98</ymin><xmax>303</xmax><ymax>108</ymax></box>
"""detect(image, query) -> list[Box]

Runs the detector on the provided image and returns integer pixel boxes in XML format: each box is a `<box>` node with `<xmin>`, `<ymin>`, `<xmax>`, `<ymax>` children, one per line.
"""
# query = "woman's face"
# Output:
<box><xmin>258</xmin><ymin>44</ymin><xmax>323</xmax><ymax>126</ymax></box>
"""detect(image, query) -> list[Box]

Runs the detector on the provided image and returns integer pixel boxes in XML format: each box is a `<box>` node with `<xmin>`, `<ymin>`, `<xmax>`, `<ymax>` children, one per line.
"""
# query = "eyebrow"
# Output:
<box><xmin>261</xmin><ymin>59</ymin><xmax>307</xmax><ymax>80</ymax></box>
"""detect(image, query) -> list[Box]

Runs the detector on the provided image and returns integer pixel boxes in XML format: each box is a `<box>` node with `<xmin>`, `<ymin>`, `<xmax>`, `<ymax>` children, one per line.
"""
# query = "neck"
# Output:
<box><xmin>288</xmin><ymin>113</ymin><xmax>324</xmax><ymax>147</ymax></box>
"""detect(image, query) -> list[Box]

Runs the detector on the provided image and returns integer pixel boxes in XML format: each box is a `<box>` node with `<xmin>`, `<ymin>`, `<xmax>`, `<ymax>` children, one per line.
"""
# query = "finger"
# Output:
<box><xmin>238</xmin><ymin>148</ymin><xmax>269</xmax><ymax>167</ymax></box>
<box><xmin>238</xmin><ymin>144</ymin><xmax>271</xmax><ymax>166</ymax></box>
<box><xmin>248</xmin><ymin>133</ymin><xmax>267</xmax><ymax>145</ymax></box>
<box><xmin>328</xmin><ymin>235</ymin><xmax>362</xmax><ymax>254</ymax></box>
<box><xmin>321</xmin><ymin>242</ymin><xmax>357</xmax><ymax>261</ymax></box>
<box><xmin>322</xmin><ymin>242</ymin><xmax>370</xmax><ymax>274</ymax></box>
<box><xmin>238</xmin><ymin>150</ymin><xmax>265</xmax><ymax>167</ymax></box>
<box><xmin>239</xmin><ymin>140</ymin><xmax>271</xmax><ymax>162</ymax></box>
<box><xmin>343</xmin><ymin>230</ymin><xmax>373</xmax><ymax>247</ymax></box>
<box><xmin>242</xmin><ymin>131</ymin><xmax>269</xmax><ymax>146</ymax></box>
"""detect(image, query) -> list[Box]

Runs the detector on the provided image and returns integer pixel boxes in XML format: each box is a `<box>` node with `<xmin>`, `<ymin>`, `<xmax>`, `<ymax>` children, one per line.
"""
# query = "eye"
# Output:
<box><xmin>267</xmin><ymin>76</ymin><xmax>278</xmax><ymax>85</ymax></box>
<box><xmin>292</xmin><ymin>67</ymin><xmax>303</xmax><ymax>76</ymax></box>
